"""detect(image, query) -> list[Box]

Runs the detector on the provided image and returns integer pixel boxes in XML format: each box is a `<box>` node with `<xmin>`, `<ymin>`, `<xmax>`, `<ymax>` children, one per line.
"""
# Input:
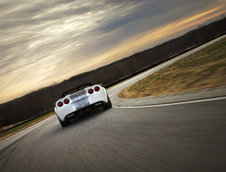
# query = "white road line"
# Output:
<box><xmin>113</xmin><ymin>96</ymin><xmax>226</xmax><ymax>108</ymax></box>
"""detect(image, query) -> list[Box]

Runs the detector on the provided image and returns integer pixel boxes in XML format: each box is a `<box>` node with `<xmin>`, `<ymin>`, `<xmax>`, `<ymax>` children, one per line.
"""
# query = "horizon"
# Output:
<box><xmin>0</xmin><ymin>0</ymin><xmax>225</xmax><ymax>104</ymax></box>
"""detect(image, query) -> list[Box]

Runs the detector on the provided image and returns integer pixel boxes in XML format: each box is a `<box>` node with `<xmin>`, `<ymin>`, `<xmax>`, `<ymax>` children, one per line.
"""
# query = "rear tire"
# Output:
<box><xmin>103</xmin><ymin>96</ymin><xmax>112</xmax><ymax>110</ymax></box>
<box><xmin>59</xmin><ymin>119</ymin><xmax>69</xmax><ymax>127</ymax></box>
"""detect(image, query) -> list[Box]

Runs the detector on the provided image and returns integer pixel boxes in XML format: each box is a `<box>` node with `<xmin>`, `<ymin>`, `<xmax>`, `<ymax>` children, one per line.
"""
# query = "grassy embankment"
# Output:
<box><xmin>120</xmin><ymin>37</ymin><xmax>226</xmax><ymax>98</ymax></box>
<box><xmin>0</xmin><ymin>111</ymin><xmax>54</xmax><ymax>141</ymax></box>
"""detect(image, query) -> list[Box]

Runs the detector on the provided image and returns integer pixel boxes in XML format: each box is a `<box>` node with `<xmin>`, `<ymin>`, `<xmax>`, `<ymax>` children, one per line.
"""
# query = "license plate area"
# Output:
<box><xmin>74</xmin><ymin>98</ymin><xmax>89</xmax><ymax>110</ymax></box>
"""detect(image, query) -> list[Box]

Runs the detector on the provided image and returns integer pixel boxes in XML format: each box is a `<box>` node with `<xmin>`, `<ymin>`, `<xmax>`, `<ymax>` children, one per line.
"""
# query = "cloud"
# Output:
<box><xmin>0</xmin><ymin>0</ymin><xmax>224</xmax><ymax>103</ymax></box>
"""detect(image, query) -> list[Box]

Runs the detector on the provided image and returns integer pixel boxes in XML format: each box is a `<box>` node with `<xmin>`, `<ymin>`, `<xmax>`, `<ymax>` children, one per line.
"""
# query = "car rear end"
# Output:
<box><xmin>55</xmin><ymin>85</ymin><xmax>108</xmax><ymax>124</ymax></box>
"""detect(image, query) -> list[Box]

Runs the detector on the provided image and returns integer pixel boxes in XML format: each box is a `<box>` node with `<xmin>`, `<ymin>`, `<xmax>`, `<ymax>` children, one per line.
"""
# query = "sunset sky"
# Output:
<box><xmin>0</xmin><ymin>0</ymin><xmax>225</xmax><ymax>103</ymax></box>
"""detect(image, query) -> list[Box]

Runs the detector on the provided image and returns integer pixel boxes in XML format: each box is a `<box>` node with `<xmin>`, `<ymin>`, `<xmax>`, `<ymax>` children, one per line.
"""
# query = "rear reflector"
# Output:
<box><xmin>88</xmin><ymin>88</ymin><xmax>94</xmax><ymax>94</ymax></box>
<box><xmin>57</xmin><ymin>101</ymin><xmax>63</xmax><ymax>107</ymax></box>
<box><xmin>94</xmin><ymin>86</ymin><xmax>100</xmax><ymax>92</ymax></box>
<box><xmin>64</xmin><ymin>99</ymin><xmax>70</xmax><ymax>104</ymax></box>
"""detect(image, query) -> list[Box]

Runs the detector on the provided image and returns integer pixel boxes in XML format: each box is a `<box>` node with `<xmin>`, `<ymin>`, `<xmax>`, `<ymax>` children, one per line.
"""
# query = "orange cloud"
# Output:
<box><xmin>90</xmin><ymin>5</ymin><xmax>225</xmax><ymax>68</ymax></box>
<box><xmin>0</xmin><ymin>4</ymin><xmax>225</xmax><ymax>103</ymax></box>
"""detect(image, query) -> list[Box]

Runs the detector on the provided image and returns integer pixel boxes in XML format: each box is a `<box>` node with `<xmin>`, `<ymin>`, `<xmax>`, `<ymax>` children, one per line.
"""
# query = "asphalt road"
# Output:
<box><xmin>0</xmin><ymin>97</ymin><xmax>226</xmax><ymax>172</ymax></box>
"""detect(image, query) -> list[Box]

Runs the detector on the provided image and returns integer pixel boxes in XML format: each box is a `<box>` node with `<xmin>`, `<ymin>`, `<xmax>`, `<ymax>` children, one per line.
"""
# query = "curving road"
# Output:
<box><xmin>0</xmin><ymin>97</ymin><xmax>226</xmax><ymax>172</ymax></box>
<box><xmin>1</xmin><ymin>36</ymin><xmax>226</xmax><ymax>172</ymax></box>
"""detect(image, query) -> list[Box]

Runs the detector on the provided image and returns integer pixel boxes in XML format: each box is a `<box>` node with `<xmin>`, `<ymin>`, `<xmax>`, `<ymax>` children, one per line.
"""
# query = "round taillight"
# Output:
<box><xmin>88</xmin><ymin>88</ymin><xmax>94</xmax><ymax>94</ymax></box>
<box><xmin>64</xmin><ymin>99</ymin><xmax>70</xmax><ymax>104</ymax></box>
<box><xmin>94</xmin><ymin>86</ymin><xmax>100</xmax><ymax>92</ymax></box>
<box><xmin>57</xmin><ymin>101</ymin><xmax>63</xmax><ymax>107</ymax></box>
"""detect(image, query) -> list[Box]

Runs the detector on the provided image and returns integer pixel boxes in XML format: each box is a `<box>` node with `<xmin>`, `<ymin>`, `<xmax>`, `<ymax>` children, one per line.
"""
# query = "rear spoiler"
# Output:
<box><xmin>61</xmin><ymin>83</ymin><xmax>93</xmax><ymax>98</ymax></box>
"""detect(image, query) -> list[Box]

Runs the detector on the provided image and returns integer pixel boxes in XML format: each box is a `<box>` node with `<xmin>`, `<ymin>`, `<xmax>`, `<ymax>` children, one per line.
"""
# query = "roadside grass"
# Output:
<box><xmin>119</xmin><ymin>37</ymin><xmax>226</xmax><ymax>98</ymax></box>
<box><xmin>0</xmin><ymin>111</ymin><xmax>55</xmax><ymax>141</ymax></box>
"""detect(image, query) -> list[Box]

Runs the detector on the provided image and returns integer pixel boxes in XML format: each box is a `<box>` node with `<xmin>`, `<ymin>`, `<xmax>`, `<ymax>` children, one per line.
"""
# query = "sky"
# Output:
<box><xmin>0</xmin><ymin>0</ymin><xmax>225</xmax><ymax>104</ymax></box>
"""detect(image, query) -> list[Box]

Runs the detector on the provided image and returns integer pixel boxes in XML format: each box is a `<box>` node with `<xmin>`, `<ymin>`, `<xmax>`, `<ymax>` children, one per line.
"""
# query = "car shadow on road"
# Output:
<box><xmin>69</xmin><ymin>107</ymin><xmax>105</xmax><ymax>126</ymax></box>
<box><xmin>48</xmin><ymin>107</ymin><xmax>110</xmax><ymax>136</ymax></box>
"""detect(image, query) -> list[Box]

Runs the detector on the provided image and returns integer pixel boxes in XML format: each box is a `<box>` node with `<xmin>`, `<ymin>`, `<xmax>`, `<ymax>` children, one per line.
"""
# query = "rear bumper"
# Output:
<box><xmin>63</xmin><ymin>101</ymin><xmax>105</xmax><ymax>120</ymax></box>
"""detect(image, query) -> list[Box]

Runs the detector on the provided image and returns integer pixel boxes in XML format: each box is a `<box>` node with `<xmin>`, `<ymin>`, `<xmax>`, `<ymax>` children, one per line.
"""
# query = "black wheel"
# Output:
<box><xmin>103</xmin><ymin>96</ymin><xmax>112</xmax><ymax>110</ymax></box>
<box><xmin>59</xmin><ymin>119</ymin><xmax>70</xmax><ymax>127</ymax></box>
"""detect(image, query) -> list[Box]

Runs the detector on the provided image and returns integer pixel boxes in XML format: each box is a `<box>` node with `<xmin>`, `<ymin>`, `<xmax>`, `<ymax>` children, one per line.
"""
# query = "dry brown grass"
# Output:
<box><xmin>119</xmin><ymin>37</ymin><xmax>226</xmax><ymax>98</ymax></box>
